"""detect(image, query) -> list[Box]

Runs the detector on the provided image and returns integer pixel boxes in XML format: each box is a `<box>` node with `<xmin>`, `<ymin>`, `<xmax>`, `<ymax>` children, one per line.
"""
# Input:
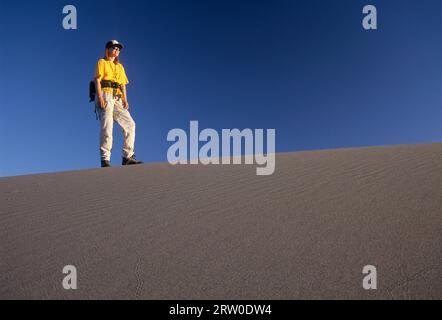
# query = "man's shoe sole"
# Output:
<box><xmin>122</xmin><ymin>161</ymin><xmax>143</xmax><ymax>166</ymax></box>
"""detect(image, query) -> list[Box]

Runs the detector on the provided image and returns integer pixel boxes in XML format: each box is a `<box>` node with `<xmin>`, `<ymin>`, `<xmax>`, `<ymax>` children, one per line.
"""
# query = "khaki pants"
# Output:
<box><xmin>96</xmin><ymin>92</ymin><xmax>136</xmax><ymax>161</ymax></box>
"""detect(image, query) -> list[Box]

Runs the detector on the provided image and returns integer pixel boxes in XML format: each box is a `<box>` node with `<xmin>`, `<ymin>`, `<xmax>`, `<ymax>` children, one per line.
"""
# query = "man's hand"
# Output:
<box><xmin>122</xmin><ymin>99</ymin><xmax>129</xmax><ymax>110</ymax></box>
<box><xmin>99</xmin><ymin>96</ymin><xmax>106</xmax><ymax>109</ymax></box>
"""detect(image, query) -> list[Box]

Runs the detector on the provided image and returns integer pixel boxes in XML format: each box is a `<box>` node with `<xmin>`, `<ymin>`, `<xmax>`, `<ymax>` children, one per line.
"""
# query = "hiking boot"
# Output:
<box><xmin>101</xmin><ymin>160</ymin><xmax>111</xmax><ymax>167</ymax></box>
<box><xmin>122</xmin><ymin>154</ymin><xmax>143</xmax><ymax>166</ymax></box>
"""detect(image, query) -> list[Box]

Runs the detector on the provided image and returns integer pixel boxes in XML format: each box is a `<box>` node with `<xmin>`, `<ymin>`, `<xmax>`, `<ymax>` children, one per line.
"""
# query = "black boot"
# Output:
<box><xmin>122</xmin><ymin>154</ymin><xmax>143</xmax><ymax>165</ymax></box>
<box><xmin>101</xmin><ymin>160</ymin><xmax>111</xmax><ymax>167</ymax></box>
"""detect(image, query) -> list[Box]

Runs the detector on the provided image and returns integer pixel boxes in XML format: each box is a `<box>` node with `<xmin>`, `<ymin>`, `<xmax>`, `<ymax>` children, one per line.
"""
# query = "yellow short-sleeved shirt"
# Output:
<box><xmin>95</xmin><ymin>58</ymin><xmax>129</xmax><ymax>96</ymax></box>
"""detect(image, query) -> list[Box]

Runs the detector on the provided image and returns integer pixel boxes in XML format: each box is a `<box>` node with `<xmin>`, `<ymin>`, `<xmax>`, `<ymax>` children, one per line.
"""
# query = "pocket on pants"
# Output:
<box><xmin>96</xmin><ymin>92</ymin><xmax>110</xmax><ymax>109</ymax></box>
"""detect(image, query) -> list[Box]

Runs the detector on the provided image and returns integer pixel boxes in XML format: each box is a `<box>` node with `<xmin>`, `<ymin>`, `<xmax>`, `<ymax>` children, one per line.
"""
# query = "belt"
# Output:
<box><xmin>101</xmin><ymin>80</ymin><xmax>121</xmax><ymax>98</ymax></box>
<box><xmin>100</xmin><ymin>80</ymin><xmax>120</xmax><ymax>89</ymax></box>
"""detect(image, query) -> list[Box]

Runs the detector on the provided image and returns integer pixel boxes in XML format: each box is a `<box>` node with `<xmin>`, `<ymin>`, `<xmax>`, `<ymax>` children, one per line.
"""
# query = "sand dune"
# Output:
<box><xmin>1</xmin><ymin>143</ymin><xmax>442</xmax><ymax>299</ymax></box>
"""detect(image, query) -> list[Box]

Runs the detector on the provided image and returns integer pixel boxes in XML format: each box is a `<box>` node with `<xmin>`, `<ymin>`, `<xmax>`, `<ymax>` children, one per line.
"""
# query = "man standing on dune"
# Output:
<box><xmin>94</xmin><ymin>40</ymin><xmax>143</xmax><ymax>168</ymax></box>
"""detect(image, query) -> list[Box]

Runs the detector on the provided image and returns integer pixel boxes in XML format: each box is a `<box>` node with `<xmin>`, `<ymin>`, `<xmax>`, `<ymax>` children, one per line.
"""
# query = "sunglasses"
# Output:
<box><xmin>110</xmin><ymin>46</ymin><xmax>120</xmax><ymax>51</ymax></box>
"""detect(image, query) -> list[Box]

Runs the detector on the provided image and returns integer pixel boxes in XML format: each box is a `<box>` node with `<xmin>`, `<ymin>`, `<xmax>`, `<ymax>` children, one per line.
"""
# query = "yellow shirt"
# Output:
<box><xmin>95</xmin><ymin>58</ymin><xmax>129</xmax><ymax>96</ymax></box>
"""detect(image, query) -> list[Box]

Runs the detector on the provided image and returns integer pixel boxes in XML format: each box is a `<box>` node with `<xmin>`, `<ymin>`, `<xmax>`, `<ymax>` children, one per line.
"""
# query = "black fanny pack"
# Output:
<box><xmin>89</xmin><ymin>80</ymin><xmax>121</xmax><ymax>102</ymax></box>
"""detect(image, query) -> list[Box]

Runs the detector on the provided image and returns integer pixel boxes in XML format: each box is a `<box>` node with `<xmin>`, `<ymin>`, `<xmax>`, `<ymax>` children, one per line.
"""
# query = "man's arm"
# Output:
<box><xmin>121</xmin><ymin>84</ymin><xmax>129</xmax><ymax>110</ymax></box>
<box><xmin>95</xmin><ymin>77</ymin><xmax>105</xmax><ymax>109</ymax></box>
<box><xmin>95</xmin><ymin>60</ymin><xmax>106</xmax><ymax>109</ymax></box>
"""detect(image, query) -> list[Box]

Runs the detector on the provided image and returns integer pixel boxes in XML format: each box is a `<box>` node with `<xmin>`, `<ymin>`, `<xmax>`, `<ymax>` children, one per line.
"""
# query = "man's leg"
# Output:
<box><xmin>113</xmin><ymin>98</ymin><xmax>143</xmax><ymax>165</ymax></box>
<box><xmin>98</xmin><ymin>93</ymin><xmax>115</xmax><ymax>163</ymax></box>
<box><xmin>113</xmin><ymin>98</ymin><xmax>136</xmax><ymax>159</ymax></box>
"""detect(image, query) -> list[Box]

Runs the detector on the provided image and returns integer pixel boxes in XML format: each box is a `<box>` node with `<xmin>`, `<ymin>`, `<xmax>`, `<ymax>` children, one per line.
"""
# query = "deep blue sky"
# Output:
<box><xmin>1</xmin><ymin>0</ymin><xmax>442</xmax><ymax>177</ymax></box>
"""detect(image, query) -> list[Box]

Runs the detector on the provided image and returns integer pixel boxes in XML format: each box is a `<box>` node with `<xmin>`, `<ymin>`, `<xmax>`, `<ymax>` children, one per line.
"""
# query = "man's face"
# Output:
<box><xmin>108</xmin><ymin>46</ymin><xmax>120</xmax><ymax>57</ymax></box>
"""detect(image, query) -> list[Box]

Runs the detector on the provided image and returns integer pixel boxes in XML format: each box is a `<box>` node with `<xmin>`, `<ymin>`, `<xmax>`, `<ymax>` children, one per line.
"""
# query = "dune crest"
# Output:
<box><xmin>1</xmin><ymin>143</ymin><xmax>442</xmax><ymax>299</ymax></box>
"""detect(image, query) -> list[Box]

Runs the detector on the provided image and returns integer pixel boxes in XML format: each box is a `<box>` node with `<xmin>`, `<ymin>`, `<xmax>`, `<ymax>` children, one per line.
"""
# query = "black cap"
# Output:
<box><xmin>105</xmin><ymin>40</ymin><xmax>124</xmax><ymax>50</ymax></box>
